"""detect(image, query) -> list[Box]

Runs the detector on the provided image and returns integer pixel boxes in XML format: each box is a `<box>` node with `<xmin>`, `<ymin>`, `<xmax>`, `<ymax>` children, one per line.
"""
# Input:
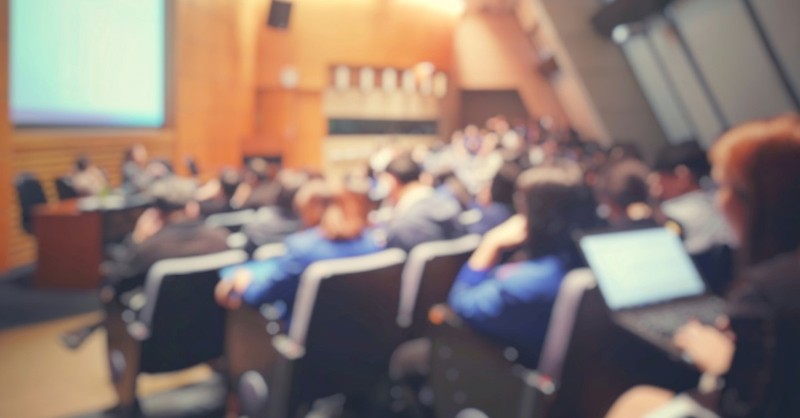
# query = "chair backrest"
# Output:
<box><xmin>397</xmin><ymin>234</ymin><xmax>480</xmax><ymax>335</ymax></box>
<box><xmin>14</xmin><ymin>172</ymin><xmax>47</xmax><ymax>234</ymax></box>
<box><xmin>54</xmin><ymin>176</ymin><xmax>80</xmax><ymax>200</ymax></box>
<box><xmin>136</xmin><ymin>250</ymin><xmax>248</xmax><ymax>373</ymax></box>
<box><xmin>287</xmin><ymin>249</ymin><xmax>407</xmax><ymax>402</ymax></box>
<box><xmin>537</xmin><ymin>268</ymin><xmax>597</xmax><ymax>383</ymax></box>
<box><xmin>205</xmin><ymin>209</ymin><xmax>256</xmax><ymax>232</ymax></box>
<box><xmin>541</xmin><ymin>269</ymin><xmax>621</xmax><ymax>418</ymax></box>
<box><xmin>429</xmin><ymin>314</ymin><xmax>553</xmax><ymax>418</ymax></box>
<box><xmin>252</xmin><ymin>242</ymin><xmax>288</xmax><ymax>261</ymax></box>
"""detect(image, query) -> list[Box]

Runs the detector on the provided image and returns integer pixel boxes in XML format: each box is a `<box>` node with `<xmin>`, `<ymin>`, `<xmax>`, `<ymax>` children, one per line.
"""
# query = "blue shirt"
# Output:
<box><xmin>222</xmin><ymin>227</ymin><xmax>384</xmax><ymax>320</ymax></box>
<box><xmin>448</xmin><ymin>256</ymin><xmax>566</xmax><ymax>367</ymax></box>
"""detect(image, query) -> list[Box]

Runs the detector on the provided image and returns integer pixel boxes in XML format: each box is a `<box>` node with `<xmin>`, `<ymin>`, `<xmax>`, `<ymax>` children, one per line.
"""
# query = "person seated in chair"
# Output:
<box><xmin>593</xmin><ymin>157</ymin><xmax>656</xmax><ymax>229</ymax></box>
<box><xmin>103</xmin><ymin>177</ymin><xmax>230</xmax><ymax>296</ymax></box>
<box><xmin>650</xmin><ymin>141</ymin><xmax>736</xmax><ymax>295</ymax></box>
<box><xmin>214</xmin><ymin>179</ymin><xmax>384</xmax><ymax>322</ymax></box>
<box><xmin>448</xmin><ymin>160</ymin><xmax>602</xmax><ymax>367</ymax></box>
<box><xmin>70</xmin><ymin>155</ymin><xmax>109</xmax><ymax>197</ymax></box>
<box><xmin>241</xmin><ymin>169</ymin><xmax>308</xmax><ymax>253</ymax></box>
<box><xmin>198</xmin><ymin>168</ymin><xmax>242</xmax><ymax>217</ymax></box>
<box><xmin>467</xmin><ymin>161</ymin><xmax>522</xmax><ymax>235</ymax></box>
<box><xmin>606</xmin><ymin>114</ymin><xmax>800</xmax><ymax>418</ymax></box>
<box><xmin>381</xmin><ymin>153</ymin><xmax>466</xmax><ymax>252</ymax></box>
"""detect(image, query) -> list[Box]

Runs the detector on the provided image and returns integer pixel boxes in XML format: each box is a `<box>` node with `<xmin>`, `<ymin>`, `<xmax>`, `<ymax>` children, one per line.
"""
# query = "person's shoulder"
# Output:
<box><xmin>729</xmin><ymin>250</ymin><xmax>800</xmax><ymax>314</ymax></box>
<box><xmin>505</xmin><ymin>256</ymin><xmax>565</xmax><ymax>278</ymax></box>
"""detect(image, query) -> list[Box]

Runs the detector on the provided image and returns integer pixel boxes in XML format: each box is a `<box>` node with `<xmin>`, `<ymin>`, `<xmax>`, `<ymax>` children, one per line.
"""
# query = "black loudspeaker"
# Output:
<box><xmin>267</xmin><ymin>0</ymin><xmax>292</xmax><ymax>30</ymax></box>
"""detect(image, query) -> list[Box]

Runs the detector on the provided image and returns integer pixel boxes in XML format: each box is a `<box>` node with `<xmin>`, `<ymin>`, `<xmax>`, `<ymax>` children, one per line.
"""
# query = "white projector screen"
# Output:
<box><xmin>10</xmin><ymin>0</ymin><xmax>166</xmax><ymax>127</ymax></box>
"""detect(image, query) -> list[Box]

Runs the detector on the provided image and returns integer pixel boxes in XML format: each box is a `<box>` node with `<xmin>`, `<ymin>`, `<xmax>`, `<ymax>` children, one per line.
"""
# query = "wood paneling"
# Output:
<box><xmin>455</xmin><ymin>13</ymin><xmax>567</xmax><ymax>123</ymax></box>
<box><xmin>245</xmin><ymin>0</ymin><xmax>460</xmax><ymax>167</ymax></box>
<box><xmin>172</xmin><ymin>0</ymin><xmax>263</xmax><ymax>176</ymax></box>
<box><xmin>0</xmin><ymin>0</ymin><xmax>10</xmax><ymax>272</ymax></box>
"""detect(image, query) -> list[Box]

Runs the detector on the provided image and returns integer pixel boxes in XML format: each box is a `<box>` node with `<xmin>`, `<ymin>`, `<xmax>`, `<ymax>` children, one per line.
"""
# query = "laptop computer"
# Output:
<box><xmin>578</xmin><ymin>227</ymin><xmax>726</xmax><ymax>360</ymax></box>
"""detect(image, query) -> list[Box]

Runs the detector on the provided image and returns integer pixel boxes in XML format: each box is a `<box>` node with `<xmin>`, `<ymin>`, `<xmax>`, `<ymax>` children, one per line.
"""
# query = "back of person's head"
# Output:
<box><xmin>385</xmin><ymin>153</ymin><xmax>422</xmax><ymax>186</ymax></box>
<box><xmin>595</xmin><ymin>158</ymin><xmax>651</xmax><ymax>212</ymax></box>
<box><xmin>516</xmin><ymin>160</ymin><xmax>600</xmax><ymax>260</ymax></box>
<box><xmin>608</xmin><ymin>142</ymin><xmax>644</xmax><ymax>162</ymax></box>
<box><xmin>294</xmin><ymin>178</ymin><xmax>330</xmax><ymax>228</ymax></box>
<box><xmin>710</xmin><ymin>114</ymin><xmax>800</xmax><ymax>266</ymax></box>
<box><xmin>490</xmin><ymin>161</ymin><xmax>522</xmax><ymax>209</ymax></box>
<box><xmin>273</xmin><ymin>170</ymin><xmax>307</xmax><ymax>213</ymax></box>
<box><xmin>125</xmin><ymin>144</ymin><xmax>148</xmax><ymax>164</ymax></box>
<box><xmin>245</xmin><ymin>158</ymin><xmax>271</xmax><ymax>184</ymax></box>
<box><xmin>654</xmin><ymin>140</ymin><xmax>710</xmax><ymax>180</ymax></box>
<box><xmin>75</xmin><ymin>155</ymin><xmax>90</xmax><ymax>172</ymax></box>
<box><xmin>320</xmin><ymin>181</ymin><xmax>372</xmax><ymax>241</ymax></box>
<box><xmin>219</xmin><ymin>168</ymin><xmax>241</xmax><ymax>199</ymax></box>
<box><xmin>150</xmin><ymin>177</ymin><xmax>199</xmax><ymax>217</ymax></box>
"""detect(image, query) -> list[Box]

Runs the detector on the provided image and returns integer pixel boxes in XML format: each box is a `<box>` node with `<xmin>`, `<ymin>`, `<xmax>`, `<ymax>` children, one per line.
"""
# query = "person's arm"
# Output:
<box><xmin>467</xmin><ymin>214</ymin><xmax>526</xmax><ymax>270</ymax></box>
<box><xmin>673</xmin><ymin>320</ymin><xmax>735</xmax><ymax>375</ymax></box>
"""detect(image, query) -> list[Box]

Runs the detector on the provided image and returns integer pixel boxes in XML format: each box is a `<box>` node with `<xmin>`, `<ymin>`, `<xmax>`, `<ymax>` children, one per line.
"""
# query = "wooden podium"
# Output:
<box><xmin>33</xmin><ymin>197</ymin><xmax>148</xmax><ymax>289</ymax></box>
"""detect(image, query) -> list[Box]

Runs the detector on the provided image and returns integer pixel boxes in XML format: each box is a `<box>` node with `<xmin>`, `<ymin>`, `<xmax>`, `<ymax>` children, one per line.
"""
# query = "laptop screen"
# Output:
<box><xmin>579</xmin><ymin>228</ymin><xmax>706</xmax><ymax>310</ymax></box>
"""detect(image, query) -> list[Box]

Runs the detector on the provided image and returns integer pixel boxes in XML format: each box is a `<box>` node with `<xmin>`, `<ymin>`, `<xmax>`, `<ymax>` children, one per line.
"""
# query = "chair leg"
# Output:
<box><xmin>104</xmin><ymin>303</ymin><xmax>142</xmax><ymax>409</ymax></box>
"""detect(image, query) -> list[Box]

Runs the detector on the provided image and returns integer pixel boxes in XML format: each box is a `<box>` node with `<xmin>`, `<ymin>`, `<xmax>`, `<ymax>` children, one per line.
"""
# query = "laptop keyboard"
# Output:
<box><xmin>625</xmin><ymin>298</ymin><xmax>727</xmax><ymax>339</ymax></box>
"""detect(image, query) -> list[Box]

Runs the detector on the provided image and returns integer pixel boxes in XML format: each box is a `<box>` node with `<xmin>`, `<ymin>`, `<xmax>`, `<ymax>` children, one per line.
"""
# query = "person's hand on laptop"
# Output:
<box><xmin>673</xmin><ymin>319</ymin><xmax>735</xmax><ymax>376</ymax></box>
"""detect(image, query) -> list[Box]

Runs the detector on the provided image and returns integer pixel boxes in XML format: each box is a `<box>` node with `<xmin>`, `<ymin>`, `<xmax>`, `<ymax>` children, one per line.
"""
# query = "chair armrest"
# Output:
<box><xmin>272</xmin><ymin>334</ymin><xmax>305</xmax><ymax>360</ymax></box>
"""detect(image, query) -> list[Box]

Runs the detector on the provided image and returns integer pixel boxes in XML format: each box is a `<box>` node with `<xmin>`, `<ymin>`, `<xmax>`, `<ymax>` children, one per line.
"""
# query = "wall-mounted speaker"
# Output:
<box><xmin>267</xmin><ymin>0</ymin><xmax>292</xmax><ymax>30</ymax></box>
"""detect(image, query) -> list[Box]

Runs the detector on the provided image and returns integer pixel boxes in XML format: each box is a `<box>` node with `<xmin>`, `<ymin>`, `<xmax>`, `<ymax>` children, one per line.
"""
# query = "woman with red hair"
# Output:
<box><xmin>607</xmin><ymin>114</ymin><xmax>800</xmax><ymax>418</ymax></box>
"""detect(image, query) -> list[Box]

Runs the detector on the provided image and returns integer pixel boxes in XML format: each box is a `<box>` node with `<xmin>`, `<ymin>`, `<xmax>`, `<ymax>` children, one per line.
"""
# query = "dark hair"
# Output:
<box><xmin>75</xmin><ymin>155</ymin><xmax>90</xmax><ymax>172</ymax></box>
<box><xmin>517</xmin><ymin>160</ymin><xmax>600</xmax><ymax>260</ymax></box>
<box><xmin>385</xmin><ymin>153</ymin><xmax>422</xmax><ymax>185</ymax></box>
<box><xmin>150</xmin><ymin>177</ymin><xmax>198</xmax><ymax>213</ymax></box>
<box><xmin>219</xmin><ymin>168</ymin><xmax>241</xmax><ymax>199</ymax></box>
<box><xmin>272</xmin><ymin>170</ymin><xmax>308</xmax><ymax>215</ymax></box>
<box><xmin>653</xmin><ymin>141</ymin><xmax>710</xmax><ymax>181</ymax></box>
<box><xmin>245</xmin><ymin>158</ymin><xmax>271</xmax><ymax>183</ymax></box>
<box><xmin>595</xmin><ymin>158</ymin><xmax>651</xmax><ymax>209</ymax></box>
<box><xmin>491</xmin><ymin>162</ymin><xmax>522</xmax><ymax>209</ymax></box>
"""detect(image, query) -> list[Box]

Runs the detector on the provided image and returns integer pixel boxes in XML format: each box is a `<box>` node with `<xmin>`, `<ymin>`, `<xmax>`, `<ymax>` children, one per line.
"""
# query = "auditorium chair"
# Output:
<box><xmin>14</xmin><ymin>172</ymin><xmax>48</xmax><ymax>234</ymax></box>
<box><xmin>224</xmin><ymin>245</ymin><xmax>287</xmax><ymax>410</ymax></box>
<box><xmin>206</xmin><ymin>208</ymin><xmax>256</xmax><ymax>232</ymax></box>
<box><xmin>253</xmin><ymin>242</ymin><xmax>288</xmax><ymax>261</ymax></box>
<box><xmin>54</xmin><ymin>176</ymin><xmax>80</xmax><ymax>200</ymax></box>
<box><xmin>427</xmin><ymin>269</ymin><xmax>617</xmax><ymax>418</ymax></box>
<box><xmin>396</xmin><ymin>234</ymin><xmax>480</xmax><ymax>339</ymax></box>
<box><xmin>236</xmin><ymin>249</ymin><xmax>407</xmax><ymax>418</ymax></box>
<box><xmin>104</xmin><ymin>250</ymin><xmax>248</xmax><ymax>410</ymax></box>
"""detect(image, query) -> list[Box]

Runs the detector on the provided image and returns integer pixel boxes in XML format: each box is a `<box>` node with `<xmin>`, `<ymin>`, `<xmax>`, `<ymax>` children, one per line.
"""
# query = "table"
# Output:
<box><xmin>34</xmin><ymin>195</ymin><xmax>150</xmax><ymax>289</ymax></box>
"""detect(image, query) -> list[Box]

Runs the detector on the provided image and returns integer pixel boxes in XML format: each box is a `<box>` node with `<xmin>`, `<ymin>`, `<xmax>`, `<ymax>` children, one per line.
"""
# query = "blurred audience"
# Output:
<box><xmin>103</xmin><ymin>177</ymin><xmax>229</xmax><ymax>295</ymax></box>
<box><xmin>215</xmin><ymin>179</ymin><xmax>383</xmax><ymax>320</ymax></box>
<box><xmin>381</xmin><ymin>153</ymin><xmax>466</xmax><ymax>252</ymax></box>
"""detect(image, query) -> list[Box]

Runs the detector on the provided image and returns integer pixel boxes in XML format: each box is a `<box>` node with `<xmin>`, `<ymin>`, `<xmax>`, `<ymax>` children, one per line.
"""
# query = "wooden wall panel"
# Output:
<box><xmin>455</xmin><ymin>13</ymin><xmax>567</xmax><ymax>123</ymax></box>
<box><xmin>245</xmin><ymin>0</ymin><xmax>460</xmax><ymax>167</ymax></box>
<box><xmin>172</xmin><ymin>0</ymin><xmax>264</xmax><ymax>176</ymax></box>
<box><xmin>0</xmin><ymin>0</ymin><xmax>10</xmax><ymax>272</ymax></box>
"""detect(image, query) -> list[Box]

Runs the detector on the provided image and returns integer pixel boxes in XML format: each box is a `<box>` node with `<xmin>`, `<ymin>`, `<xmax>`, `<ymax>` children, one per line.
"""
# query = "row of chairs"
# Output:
<box><xmin>105</xmin><ymin>232</ymin><xmax>626</xmax><ymax>418</ymax></box>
